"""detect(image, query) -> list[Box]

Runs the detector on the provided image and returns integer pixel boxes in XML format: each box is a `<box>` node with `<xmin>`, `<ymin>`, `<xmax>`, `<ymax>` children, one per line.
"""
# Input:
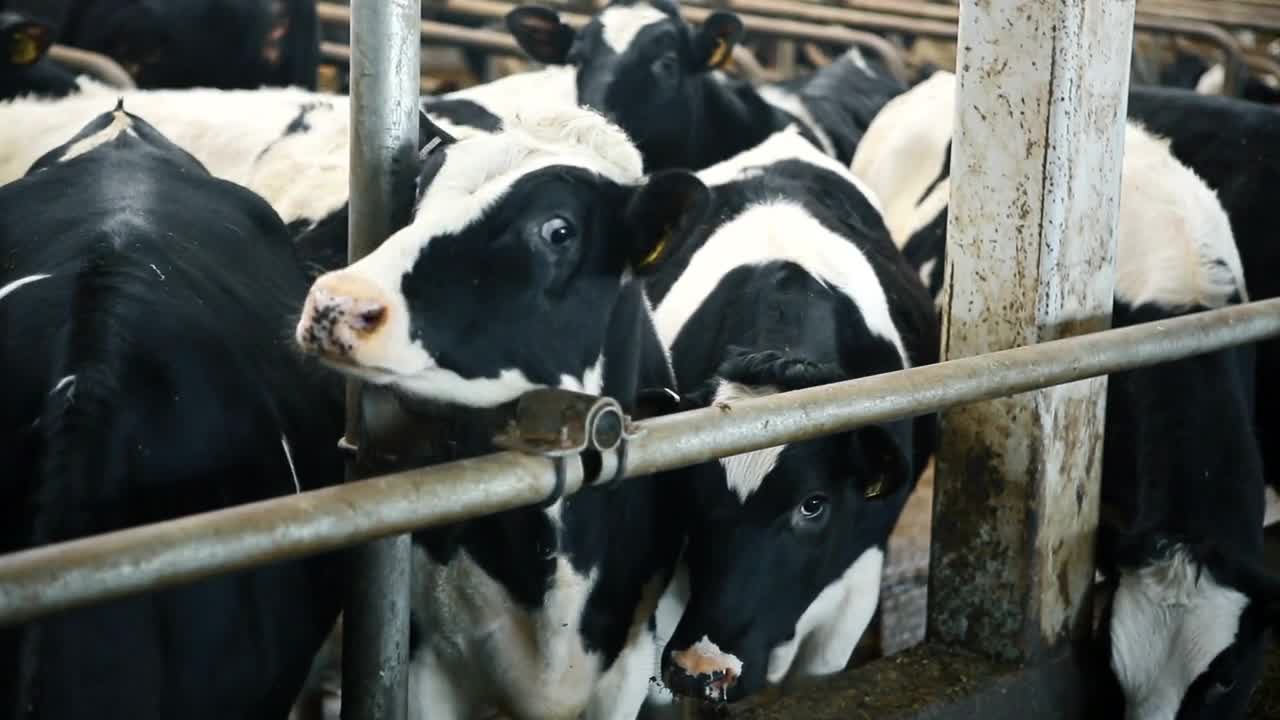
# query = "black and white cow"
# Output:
<box><xmin>0</xmin><ymin>78</ymin><xmax>518</xmax><ymax>277</ymax></box>
<box><xmin>853</xmin><ymin>71</ymin><xmax>1277</xmax><ymax>720</ymax></box>
<box><xmin>293</xmin><ymin>106</ymin><xmax>701</xmax><ymax>719</ymax></box>
<box><xmin>630</xmin><ymin>128</ymin><xmax>936</xmax><ymax>704</ymax></box>
<box><xmin>0</xmin><ymin>103</ymin><xmax>345</xmax><ymax>720</ymax></box>
<box><xmin>505</xmin><ymin>0</ymin><xmax>903</xmax><ymax>171</ymax></box>
<box><xmin>1125</xmin><ymin>86</ymin><xmax>1280</xmax><ymax>495</ymax></box>
<box><xmin>0</xmin><ymin>11</ymin><xmax>76</xmax><ymax>100</ymax></box>
<box><xmin>53</xmin><ymin>0</ymin><xmax>319</xmax><ymax>90</ymax></box>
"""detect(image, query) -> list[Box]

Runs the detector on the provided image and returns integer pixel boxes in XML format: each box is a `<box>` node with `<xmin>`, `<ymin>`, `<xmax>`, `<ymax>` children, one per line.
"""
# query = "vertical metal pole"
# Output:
<box><xmin>927</xmin><ymin>0</ymin><xmax>1134</xmax><ymax>662</ymax></box>
<box><xmin>342</xmin><ymin>1</ymin><xmax>420</xmax><ymax>719</ymax></box>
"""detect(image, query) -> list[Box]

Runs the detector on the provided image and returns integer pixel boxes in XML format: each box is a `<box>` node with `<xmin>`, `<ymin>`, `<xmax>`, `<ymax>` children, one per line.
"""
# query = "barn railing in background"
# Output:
<box><xmin>0</xmin><ymin>296</ymin><xmax>1277</xmax><ymax>626</ymax></box>
<box><xmin>45</xmin><ymin>45</ymin><xmax>135</xmax><ymax>89</ymax></box>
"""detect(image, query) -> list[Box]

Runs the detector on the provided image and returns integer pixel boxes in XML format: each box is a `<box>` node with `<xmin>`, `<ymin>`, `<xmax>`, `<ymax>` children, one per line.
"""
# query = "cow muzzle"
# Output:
<box><xmin>663</xmin><ymin>637</ymin><xmax>744</xmax><ymax>704</ymax></box>
<box><xmin>296</xmin><ymin>273</ymin><xmax>390</xmax><ymax>361</ymax></box>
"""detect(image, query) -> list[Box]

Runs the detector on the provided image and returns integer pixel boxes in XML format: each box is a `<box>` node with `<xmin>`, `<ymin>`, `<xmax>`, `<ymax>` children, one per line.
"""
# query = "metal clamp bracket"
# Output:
<box><xmin>492</xmin><ymin>388</ymin><xmax>633</xmax><ymax>501</ymax></box>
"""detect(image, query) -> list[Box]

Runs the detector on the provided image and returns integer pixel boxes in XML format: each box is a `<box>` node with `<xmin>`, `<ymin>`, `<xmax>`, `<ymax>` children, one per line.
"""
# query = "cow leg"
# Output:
<box><xmin>408</xmin><ymin>648</ymin><xmax>471</xmax><ymax>720</ymax></box>
<box><xmin>585</xmin><ymin>626</ymin><xmax>657</xmax><ymax>720</ymax></box>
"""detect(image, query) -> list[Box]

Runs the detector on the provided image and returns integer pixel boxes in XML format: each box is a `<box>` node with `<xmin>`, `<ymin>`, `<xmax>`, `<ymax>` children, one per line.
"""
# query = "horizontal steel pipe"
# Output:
<box><xmin>1</xmin><ymin>298</ymin><xmax>1279</xmax><ymax>624</ymax></box>
<box><xmin>46</xmin><ymin>44</ymin><xmax>136</xmax><ymax>89</ymax></box>
<box><xmin>0</xmin><ymin>452</ymin><xmax>584</xmax><ymax>625</ymax></box>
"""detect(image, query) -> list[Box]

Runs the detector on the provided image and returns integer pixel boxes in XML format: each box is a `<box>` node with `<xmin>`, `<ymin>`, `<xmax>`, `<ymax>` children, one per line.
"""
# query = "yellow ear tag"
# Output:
<box><xmin>708</xmin><ymin>37</ymin><xmax>731</xmax><ymax>69</ymax></box>
<box><xmin>639</xmin><ymin>231</ymin><xmax>670</xmax><ymax>268</ymax></box>
<box><xmin>864</xmin><ymin>478</ymin><xmax>885</xmax><ymax>499</ymax></box>
<box><xmin>9</xmin><ymin>30</ymin><xmax>42</xmax><ymax>66</ymax></box>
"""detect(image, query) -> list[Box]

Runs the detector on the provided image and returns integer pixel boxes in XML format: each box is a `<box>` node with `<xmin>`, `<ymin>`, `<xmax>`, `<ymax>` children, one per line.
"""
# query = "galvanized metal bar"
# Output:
<box><xmin>344</xmin><ymin>0</ymin><xmax>421</xmax><ymax>718</ymax></box>
<box><xmin>929</xmin><ymin>0</ymin><xmax>1135</xmax><ymax>663</ymax></box>
<box><xmin>0</xmin><ymin>298</ymin><xmax>1278</xmax><ymax>626</ymax></box>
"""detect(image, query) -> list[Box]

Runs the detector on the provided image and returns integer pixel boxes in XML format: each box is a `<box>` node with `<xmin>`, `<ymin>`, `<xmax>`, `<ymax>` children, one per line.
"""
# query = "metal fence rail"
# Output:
<box><xmin>1</xmin><ymin>297</ymin><xmax>1278</xmax><ymax>626</ymax></box>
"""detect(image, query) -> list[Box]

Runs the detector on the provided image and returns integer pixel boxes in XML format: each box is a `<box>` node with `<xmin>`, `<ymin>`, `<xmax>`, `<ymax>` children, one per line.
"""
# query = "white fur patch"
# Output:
<box><xmin>0</xmin><ymin>82</ymin><xmax>338</xmax><ymax>208</ymax></box>
<box><xmin>713</xmin><ymin>381</ymin><xmax>786</xmax><ymax>502</ymax></box>
<box><xmin>851</xmin><ymin>70</ymin><xmax>1247</xmax><ymax>311</ymax></box>
<box><xmin>696</xmin><ymin>126</ymin><xmax>884</xmax><ymax>215</ymax></box>
<box><xmin>766</xmin><ymin>547</ymin><xmax>883</xmax><ymax>684</ymax></box>
<box><xmin>843</xmin><ymin>46</ymin><xmax>873</xmax><ymax>76</ymax></box>
<box><xmin>1115</xmin><ymin>123</ymin><xmax>1247</xmax><ymax>309</ymax></box>
<box><xmin>408</xmin><ymin>546</ymin><xmax>609</xmax><ymax>719</ymax></box>
<box><xmin>441</xmin><ymin>65</ymin><xmax>579</xmax><ymax>118</ymax></box>
<box><xmin>51</xmin><ymin>374</ymin><xmax>76</xmax><ymax>400</ymax></box>
<box><xmin>59</xmin><ymin>108</ymin><xmax>135</xmax><ymax>162</ymax></box>
<box><xmin>0</xmin><ymin>273</ymin><xmax>51</xmax><ymax>302</ymax></box>
<box><xmin>558</xmin><ymin>355</ymin><xmax>606</xmax><ymax>396</ymax></box>
<box><xmin>599</xmin><ymin>3</ymin><xmax>668</xmax><ymax>54</ymax></box>
<box><xmin>1195</xmin><ymin>64</ymin><xmax>1226</xmax><ymax>96</ymax></box>
<box><xmin>653</xmin><ymin>200</ymin><xmax>909</xmax><ymax>365</ymax></box>
<box><xmin>1110</xmin><ymin>547</ymin><xmax>1248</xmax><ymax>720</ymax></box>
<box><xmin>850</xmin><ymin>71</ymin><xmax>954</xmax><ymax>250</ymax></box>
<box><xmin>280</xmin><ymin>434</ymin><xmax>300</xmax><ymax>494</ymax></box>
<box><xmin>917</xmin><ymin>257</ymin><xmax>938</xmax><ymax>291</ymax></box>
<box><xmin>757</xmin><ymin>86</ymin><xmax>838</xmax><ymax>159</ymax></box>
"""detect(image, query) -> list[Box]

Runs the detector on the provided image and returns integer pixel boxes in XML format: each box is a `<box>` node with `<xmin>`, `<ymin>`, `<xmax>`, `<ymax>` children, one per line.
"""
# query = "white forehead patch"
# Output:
<box><xmin>713</xmin><ymin>381</ymin><xmax>786</xmax><ymax>502</ymax></box>
<box><xmin>0</xmin><ymin>273</ymin><xmax>52</xmax><ymax>303</ymax></box>
<box><xmin>653</xmin><ymin>199</ymin><xmax>908</xmax><ymax>366</ymax></box>
<box><xmin>1109</xmin><ymin>546</ymin><xmax>1248</xmax><ymax>720</ymax></box>
<box><xmin>696</xmin><ymin>126</ymin><xmax>883</xmax><ymax>215</ymax></box>
<box><xmin>600</xmin><ymin>3</ymin><xmax>669</xmax><ymax>54</ymax></box>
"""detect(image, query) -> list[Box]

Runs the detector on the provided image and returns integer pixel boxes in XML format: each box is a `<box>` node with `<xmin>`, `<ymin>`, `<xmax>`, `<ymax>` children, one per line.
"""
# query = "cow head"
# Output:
<box><xmin>660</xmin><ymin>349</ymin><xmax>915</xmax><ymax>703</ymax></box>
<box><xmin>1101</xmin><ymin>534</ymin><xmax>1280</xmax><ymax>720</ymax></box>
<box><xmin>295</xmin><ymin>107</ymin><xmax>709</xmax><ymax>408</ymax></box>
<box><xmin>1</xmin><ymin>12</ymin><xmax>53</xmax><ymax>69</ymax></box>
<box><xmin>507</xmin><ymin>1</ymin><xmax>743</xmax><ymax>168</ymax></box>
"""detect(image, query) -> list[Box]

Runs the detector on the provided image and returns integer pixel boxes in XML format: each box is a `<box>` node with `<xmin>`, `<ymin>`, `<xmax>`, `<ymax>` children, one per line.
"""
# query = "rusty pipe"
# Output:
<box><xmin>2</xmin><ymin>298</ymin><xmax>1280</xmax><ymax>625</ymax></box>
<box><xmin>45</xmin><ymin>44</ymin><xmax>136</xmax><ymax>90</ymax></box>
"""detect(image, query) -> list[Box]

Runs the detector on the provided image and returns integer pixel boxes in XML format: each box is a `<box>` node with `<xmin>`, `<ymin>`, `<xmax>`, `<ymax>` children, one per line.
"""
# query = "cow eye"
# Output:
<box><xmin>799</xmin><ymin>494</ymin><xmax>828</xmax><ymax>520</ymax></box>
<box><xmin>539</xmin><ymin>216</ymin><xmax>576</xmax><ymax>246</ymax></box>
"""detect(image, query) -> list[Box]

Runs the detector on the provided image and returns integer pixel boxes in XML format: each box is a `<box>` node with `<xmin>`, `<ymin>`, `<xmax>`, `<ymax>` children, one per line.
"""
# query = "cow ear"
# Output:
<box><xmin>623</xmin><ymin>170</ymin><xmax>709</xmax><ymax>274</ymax></box>
<box><xmin>507</xmin><ymin>6</ymin><xmax>576</xmax><ymax>66</ymax></box>
<box><xmin>856</xmin><ymin>423</ymin><xmax>912</xmax><ymax>501</ymax></box>
<box><xmin>3</xmin><ymin>18</ymin><xmax>52</xmax><ymax>67</ymax></box>
<box><xmin>692</xmin><ymin>11</ymin><xmax>743</xmax><ymax>71</ymax></box>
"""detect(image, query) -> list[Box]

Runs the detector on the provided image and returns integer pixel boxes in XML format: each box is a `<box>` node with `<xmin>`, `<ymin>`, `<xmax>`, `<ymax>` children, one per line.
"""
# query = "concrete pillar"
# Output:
<box><xmin>927</xmin><ymin>0</ymin><xmax>1135</xmax><ymax>662</ymax></box>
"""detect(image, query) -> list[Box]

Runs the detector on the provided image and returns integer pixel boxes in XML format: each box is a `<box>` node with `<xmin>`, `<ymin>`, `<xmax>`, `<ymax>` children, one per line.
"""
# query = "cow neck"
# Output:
<box><xmin>683</xmin><ymin>74</ymin><xmax>792</xmax><ymax>171</ymax></box>
<box><xmin>413</xmin><ymin>279</ymin><xmax>671</xmax><ymax>564</ymax></box>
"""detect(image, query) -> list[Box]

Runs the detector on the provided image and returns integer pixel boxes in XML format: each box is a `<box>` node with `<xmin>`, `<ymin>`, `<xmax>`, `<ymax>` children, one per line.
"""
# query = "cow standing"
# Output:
<box><xmin>852</xmin><ymin>71</ymin><xmax>1277</xmax><ymax>719</ymax></box>
<box><xmin>0</xmin><ymin>103</ymin><xmax>345</xmax><ymax>720</ymax></box>
<box><xmin>640</xmin><ymin>128</ymin><xmax>938</xmax><ymax>704</ymax></box>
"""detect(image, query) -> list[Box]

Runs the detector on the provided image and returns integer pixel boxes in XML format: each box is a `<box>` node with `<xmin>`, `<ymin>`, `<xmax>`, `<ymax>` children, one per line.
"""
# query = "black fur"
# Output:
<box><xmin>0</xmin><ymin>105</ymin><xmax>344</xmax><ymax>720</ymax></box>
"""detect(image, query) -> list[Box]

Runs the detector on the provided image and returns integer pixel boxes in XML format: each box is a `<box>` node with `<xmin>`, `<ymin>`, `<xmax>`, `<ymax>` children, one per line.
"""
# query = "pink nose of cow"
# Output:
<box><xmin>296</xmin><ymin>274</ymin><xmax>389</xmax><ymax>359</ymax></box>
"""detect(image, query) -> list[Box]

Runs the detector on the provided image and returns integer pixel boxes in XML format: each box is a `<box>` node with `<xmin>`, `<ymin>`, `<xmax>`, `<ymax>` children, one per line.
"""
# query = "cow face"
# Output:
<box><xmin>507</xmin><ymin>1</ymin><xmax>743</xmax><ymax>166</ymax></box>
<box><xmin>1105</xmin><ymin>537</ymin><xmax>1280</xmax><ymax>720</ymax></box>
<box><xmin>295</xmin><ymin>108</ymin><xmax>709</xmax><ymax>408</ymax></box>
<box><xmin>660</xmin><ymin>354</ymin><xmax>914</xmax><ymax>703</ymax></box>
